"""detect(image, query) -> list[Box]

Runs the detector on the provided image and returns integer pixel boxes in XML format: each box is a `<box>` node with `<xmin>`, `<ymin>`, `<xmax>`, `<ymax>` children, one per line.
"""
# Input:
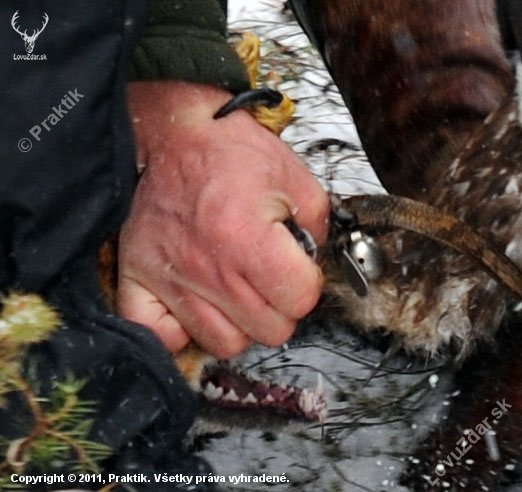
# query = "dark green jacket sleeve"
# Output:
<box><xmin>129</xmin><ymin>0</ymin><xmax>250</xmax><ymax>93</ymax></box>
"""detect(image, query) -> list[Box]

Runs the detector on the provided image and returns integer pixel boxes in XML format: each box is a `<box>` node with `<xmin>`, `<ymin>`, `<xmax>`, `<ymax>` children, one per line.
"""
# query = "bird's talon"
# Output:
<box><xmin>283</xmin><ymin>218</ymin><xmax>318</xmax><ymax>259</ymax></box>
<box><xmin>213</xmin><ymin>88</ymin><xmax>284</xmax><ymax>120</ymax></box>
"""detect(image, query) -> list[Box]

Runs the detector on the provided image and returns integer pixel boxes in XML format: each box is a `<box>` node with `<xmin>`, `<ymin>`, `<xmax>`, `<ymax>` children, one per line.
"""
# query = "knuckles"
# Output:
<box><xmin>259</xmin><ymin>319</ymin><xmax>297</xmax><ymax>348</ymax></box>
<box><xmin>210</xmin><ymin>336</ymin><xmax>253</xmax><ymax>360</ymax></box>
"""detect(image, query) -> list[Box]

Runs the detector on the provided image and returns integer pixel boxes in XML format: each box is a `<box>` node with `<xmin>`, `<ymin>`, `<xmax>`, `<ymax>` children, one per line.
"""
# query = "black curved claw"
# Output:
<box><xmin>213</xmin><ymin>88</ymin><xmax>284</xmax><ymax>119</ymax></box>
<box><xmin>329</xmin><ymin>195</ymin><xmax>359</xmax><ymax>232</ymax></box>
<box><xmin>330</xmin><ymin>208</ymin><xmax>358</xmax><ymax>233</ymax></box>
<box><xmin>283</xmin><ymin>218</ymin><xmax>317</xmax><ymax>259</ymax></box>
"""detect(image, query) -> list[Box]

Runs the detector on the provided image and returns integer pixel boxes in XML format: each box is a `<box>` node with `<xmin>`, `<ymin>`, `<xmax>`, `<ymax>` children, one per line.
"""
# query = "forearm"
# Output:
<box><xmin>128</xmin><ymin>80</ymin><xmax>237</xmax><ymax>172</ymax></box>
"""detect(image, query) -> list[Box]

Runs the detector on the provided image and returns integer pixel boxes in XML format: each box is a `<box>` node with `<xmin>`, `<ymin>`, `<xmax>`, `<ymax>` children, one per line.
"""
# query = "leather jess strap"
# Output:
<box><xmin>331</xmin><ymin>194</ymin><xmax>522</xmax><ymax>300</ymax></box>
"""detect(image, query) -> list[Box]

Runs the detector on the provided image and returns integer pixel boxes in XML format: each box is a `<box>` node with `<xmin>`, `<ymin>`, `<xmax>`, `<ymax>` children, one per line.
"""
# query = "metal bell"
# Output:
<box><xmin>348</xmin><ymin>231</ymin><xmax>385</xmax><ymax>281</ymax></box>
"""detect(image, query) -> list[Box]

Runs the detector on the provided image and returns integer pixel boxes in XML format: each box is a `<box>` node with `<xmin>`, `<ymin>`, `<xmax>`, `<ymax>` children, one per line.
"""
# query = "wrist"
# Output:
<box><xmin>127</xmin><ymin>81</ymin><xmax>245</xmax><ymax>171</ymax></box>
<box><xmin>128</xmin><ymin>81</ymin><xmax>235</xmax><ymax>128</ymax></box>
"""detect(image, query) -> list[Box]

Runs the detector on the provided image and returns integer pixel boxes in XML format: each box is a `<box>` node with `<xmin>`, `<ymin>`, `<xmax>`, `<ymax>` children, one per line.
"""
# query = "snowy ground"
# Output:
<box><xmin>194</xmin><ymin>2</ymin><xmax>452</xmax><ymax>491</ymax></box>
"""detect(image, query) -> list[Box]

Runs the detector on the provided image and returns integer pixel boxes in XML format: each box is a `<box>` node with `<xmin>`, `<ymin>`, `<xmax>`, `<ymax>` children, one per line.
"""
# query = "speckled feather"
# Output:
<box><xmin>323</xmin><ymin>98</ymin><xmax>522</xmax><ymax>359</ymax></box>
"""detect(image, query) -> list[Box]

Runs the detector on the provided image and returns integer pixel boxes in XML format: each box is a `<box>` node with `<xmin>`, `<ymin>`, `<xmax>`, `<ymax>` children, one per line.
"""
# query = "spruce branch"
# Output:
<box><xmin>0</xmin><ymin>293</ymin><xmax>113</xmax><ymax>486</ymax></box>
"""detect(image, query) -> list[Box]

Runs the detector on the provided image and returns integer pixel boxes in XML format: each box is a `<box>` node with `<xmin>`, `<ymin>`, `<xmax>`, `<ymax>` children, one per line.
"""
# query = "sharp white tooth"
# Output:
<box><xmin>204</xmin><ymin>388</ymin><xmax>215</xmax><ymax>400</ymax></box>
<box><xmin>204</xmin><ymin>382</ymin><xmax>223</xmax><ymax>400</ymax></box>
<box><xmin>314</xmin><ymin>373</ymin><xmax>324</xmax><ymax>397</ymax></box>
<box><xmin>298</xmin><ymin>388</ymin><xmax>329</xmax><ymax>422</ymax></box>
<box><xmin>203</xmin><ymin>381</ymin><xmax>217</xmax><ymax>398</ymax></box>
<box><xmin>242</xmin><ymin>392</ymin><xmax>258</xmax><ymax>404</ymax></box>
<box><xmin>223</xmin><ymin>388</ymin><xmax>239</xmax><ymax>402</ymax></box>
<box><xmin>263</xmin><ymin>394</ymin><xmax>275</xmax><ymax>403</ymax></box>
<box><xmin>299</xmin><ymin>390</ymin><xmax>314</xmax><ymax>415</ymax></box>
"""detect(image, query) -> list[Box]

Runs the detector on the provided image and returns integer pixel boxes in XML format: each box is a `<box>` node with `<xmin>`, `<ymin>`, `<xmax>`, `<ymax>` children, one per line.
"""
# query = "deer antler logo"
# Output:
<box><xmin>11</xmin><ymin>11</ymin><xmax>49</xmax><ymax>54</ymax></box>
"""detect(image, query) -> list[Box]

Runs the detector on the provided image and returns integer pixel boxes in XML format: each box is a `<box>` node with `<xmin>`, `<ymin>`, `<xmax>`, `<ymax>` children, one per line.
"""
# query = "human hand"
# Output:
<box><xmin>117</xmin><ymin>81</ymin><xmax>329</xmax><ymax>359</ymax></box>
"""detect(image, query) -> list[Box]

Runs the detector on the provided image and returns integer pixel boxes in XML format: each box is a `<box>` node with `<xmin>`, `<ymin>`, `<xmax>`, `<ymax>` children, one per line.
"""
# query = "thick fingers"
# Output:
<box><xmin>155</xmin><ymin>281</ymin><xmax>298</xmax><ymax>357</ymax></box>
<box><xmin>117</xmin><ymin>271</ymin><xmax>299</xmax><ymax>358</ymax></box>
<box><xmin>211</xmin><ymin>269</ymin><xmax>299</xmax><ymax>347</ymax></box>
<box><xmin>116</xmin><ymin>278</ymin><xmax>190</xmax><ymax>354</ymax></box>
<box><xmin>118</xmin><ymin>273</ymin><xmax>253</xmax><ymax>359</ymax></box>
<box><xmin>282</xmin><ymin>155</ymin><xmax>331</xmax><ymax>245</ymax></box>
<box><xmin>162</xmin><ymin>291</ymin><xmax>252</xmax><ymax>359</ymax></box>
<box><xmin>245</xmin><ymin>222</ymin><xmax>325</xmax><ymax>321</ymax></box>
